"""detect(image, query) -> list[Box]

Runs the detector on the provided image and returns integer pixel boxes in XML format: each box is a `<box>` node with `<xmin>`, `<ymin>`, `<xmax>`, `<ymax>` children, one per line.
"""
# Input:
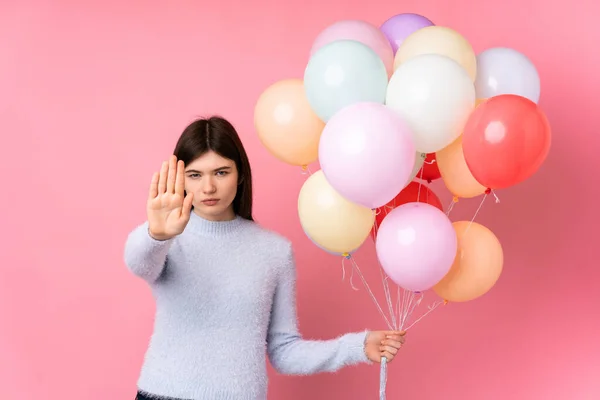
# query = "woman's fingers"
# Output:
<box><xmin>380</xmin><ymin>338</ymin><xmax>402</xmax><ymax>363</ymax></box>
<box><xmin>381</xmin><ymin>350</ymin><xmax>396</xmax><ymax>362</ymax></box>
<box><xmin>380</xmin><ymin>345</ymin><xmax>399</xmax><ymax>356</ymax></box>
<box><xmin>182</xmin><ymin>192</ymin><xmax>194</xmax><ymax>217</ymax></box>
<box><xmin>158</xmin><ymin>161</ymin><xmax>168</xmax><ymax>194</ymax></box>
<box><xmin>175</xmin><ymin>160</ymin><xmax>185</xmax><ymax>196</ymax></box>
<box><xmin>148</xmin><ymin>172</ymin><xmax>159</xmax><ymax>200</ymax></box>
<box><xmin>151</xmin><ymin>157</ymin><xmax>185</xmax><ymax>203</ymax></box>
<box><xmin>385</xmin><ymin>332</ymin><xmax>406</xmax><ymax>344</ymax></box>
<box><xmin>381</xmin><ymin>339</ymin><xmax>403</xmax><ymax>349</ymax></box>
<box><xmin>166</xmin><ymin>155</ymin><xmax>177</xmax><ymax>194</ymax></box>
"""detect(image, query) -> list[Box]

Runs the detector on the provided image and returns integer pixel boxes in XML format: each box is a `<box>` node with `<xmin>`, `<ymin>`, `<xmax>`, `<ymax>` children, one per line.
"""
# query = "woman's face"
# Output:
<box><xmin>184</xmin><ymin>151</ymin><xmax>239</xmax><ymax>221</ymax></box>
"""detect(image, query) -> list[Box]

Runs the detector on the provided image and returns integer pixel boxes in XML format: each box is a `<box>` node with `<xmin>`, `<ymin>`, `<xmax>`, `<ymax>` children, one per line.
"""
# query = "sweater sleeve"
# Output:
<box><xmin>123</xmin><ymin>221</ymin><xmax>174</xmax><ymax>283</ymax></box>
<box><xmin>266</xmin><ymin>244</ymin><xmax>370</xmax><ymax>375</ymax></box>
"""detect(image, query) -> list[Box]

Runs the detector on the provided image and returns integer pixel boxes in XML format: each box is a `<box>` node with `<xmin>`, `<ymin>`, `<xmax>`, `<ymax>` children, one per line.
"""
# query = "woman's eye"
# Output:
<box><xmin>188</xmin><ymin>173</ymin><xmax>200</xmax><ymax>178</ymax></box>
<box><xmin>216</xmin><ymin>171</ymin><xmax>228</xmax><ymax>176</ymax></box>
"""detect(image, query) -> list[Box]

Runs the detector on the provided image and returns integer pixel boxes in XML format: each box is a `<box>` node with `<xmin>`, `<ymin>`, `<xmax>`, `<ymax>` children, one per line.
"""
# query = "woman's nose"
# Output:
<box><xmin>202</xmin><ymin>178</ymin><xmax>216</xmax><ymax>194</ymax></box>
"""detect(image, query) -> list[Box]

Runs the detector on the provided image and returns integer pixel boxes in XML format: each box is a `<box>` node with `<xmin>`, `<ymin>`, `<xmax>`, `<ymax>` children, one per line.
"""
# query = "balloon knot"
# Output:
<box><xmin>485</xmin><ymin>188</ymin><xmax>492</xmax><ymax>195</ymax></box>
<box><xmin>342</xmin><ymin>252</ymin><xmax>350</xmax><ymax>259</ymax></box>
<box><xmin>452</xmin><ymin>196</ymin><xmax>459</xmax><ymax>203</ymax></box>
<box><xmin>443</xmin><ymin>300</ymin><xmax>449</xmax><ymax>305</ymax></box>
<box><xmin>427</xmin><ymin>179</ymin><xmax>432</xmax><ymax>184</ymax></box>
<box><xmin>301</xmin><ymin>165</ymin><xmax>308</xmax><ymax>171</ymax></box>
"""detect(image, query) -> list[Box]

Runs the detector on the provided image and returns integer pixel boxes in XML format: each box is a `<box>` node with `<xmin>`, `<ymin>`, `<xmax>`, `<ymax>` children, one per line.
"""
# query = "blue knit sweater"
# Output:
<box><xmin>124</xmin><ymin>212</ymin><xmax>370</xmax><ymax>399</ymax></box>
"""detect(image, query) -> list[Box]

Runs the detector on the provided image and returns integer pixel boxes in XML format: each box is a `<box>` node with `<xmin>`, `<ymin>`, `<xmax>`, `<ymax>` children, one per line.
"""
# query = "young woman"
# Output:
<box><xmin>124</xmin><ymin>116</ymin><xmax>406</xmax><ymax>400</ymax></box>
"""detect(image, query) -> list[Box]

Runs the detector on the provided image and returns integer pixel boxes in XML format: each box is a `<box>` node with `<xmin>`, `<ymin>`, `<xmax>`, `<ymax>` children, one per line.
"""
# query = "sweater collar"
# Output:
<box><xmin>187</xmin><ymin>211</ymin><xmax>246</xmax><ymax>236</ymax></box>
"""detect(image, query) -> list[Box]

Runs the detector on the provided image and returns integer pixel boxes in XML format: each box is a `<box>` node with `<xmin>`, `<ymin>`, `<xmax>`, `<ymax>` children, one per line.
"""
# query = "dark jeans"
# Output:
<box><xmin>135</xmin><ymin>391</ymin><xmax>189</xmax><ymax>400</ymax></box>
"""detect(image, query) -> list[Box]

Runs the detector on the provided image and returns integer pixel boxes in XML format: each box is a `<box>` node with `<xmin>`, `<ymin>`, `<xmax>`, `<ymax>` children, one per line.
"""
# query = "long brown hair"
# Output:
<box><xmin>173</xmin><ymin>116</ymin><xmax>253</xmax><ymax>221</ymax></box>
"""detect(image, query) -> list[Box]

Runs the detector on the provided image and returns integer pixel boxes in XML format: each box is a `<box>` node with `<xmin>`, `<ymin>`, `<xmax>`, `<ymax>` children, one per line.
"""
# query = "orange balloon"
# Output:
<box><xmin>254</xmin><ymin>78</ymin><xmax>325</xmax><ymax>167</ymax></box>
<box><xmin>436</xmin><ymin>135</ymin><xmax>486</xmax><ymax>198</ymax></box>
<box><xmin>433</xmin><ymin>221</ymin><xmax>503</xmax><ymax>302</ymax></box>
<box><xmin>436</xmin><ymin>99</ymin><xmax>487</xmax><ymax>198</ymax></box>
<box><xmin>474</xmin><ymin>98</ymin><xmax>487</xmax><ymax>108</ymax></box>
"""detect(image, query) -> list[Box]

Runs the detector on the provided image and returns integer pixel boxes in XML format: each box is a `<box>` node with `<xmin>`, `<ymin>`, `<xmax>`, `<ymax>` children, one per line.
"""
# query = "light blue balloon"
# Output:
<box><xmin>304</xmin><ymin>40</ymin><xmax>388</xmax><ymax>122</ymax></box>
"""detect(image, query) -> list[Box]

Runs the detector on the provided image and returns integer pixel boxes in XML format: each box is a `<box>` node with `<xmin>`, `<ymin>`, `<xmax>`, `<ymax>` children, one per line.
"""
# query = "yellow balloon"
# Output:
<box><xmin>254</xmin><ymin>78</ymin><xmax>324</xmax><ymax>167</ymax></box>
<box><xmin>394</xmin><ymin>26</ymin><xmax>477</xmax><ymax>81</ymax></box>
<box><xmin>298</xmin><ymin>170</ymin><xmax>374</xmax><ymax>254</ymax></box>
<box><xmin>433</xmin><ymin>221</ymin><xmax>503</xmax><ymax>302</ymax></box>
<box><xmin>436</xmin><ymin>99</ymin><xmax>487</xmax><ymax>198</ymax></box>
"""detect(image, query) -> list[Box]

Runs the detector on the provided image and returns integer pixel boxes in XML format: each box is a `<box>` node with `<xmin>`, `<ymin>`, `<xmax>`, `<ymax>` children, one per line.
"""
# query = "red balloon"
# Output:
<box><xmin>462</xmin><ymin>94</ymin><xmax>551</xmax><ymax>189</ymax></box>
<box><xmin>416</xmin><ymin>153</ymin><xmax>441</xmax><ymax>182</ymax></box>
<box><xmin>371</xmin><ymin>181</ymin><xmax>443</xmax><ymax>239</ymax></box>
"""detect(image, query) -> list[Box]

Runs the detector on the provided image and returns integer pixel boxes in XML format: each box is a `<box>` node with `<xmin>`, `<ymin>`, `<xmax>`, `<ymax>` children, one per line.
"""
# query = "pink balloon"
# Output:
<box><xmin>318</xmin><ymin>102</ymin><xmax>416</xmax><ymax>209</ymax></box>
<box><xmin>310</xmin><ymin>20</ymin><xmax>394</xmax><ymax>78</ymax></box>
<box><xmin>375</xmin><ymin>202</ymin><xmax>457</xmax><ymax>292</ymax></box>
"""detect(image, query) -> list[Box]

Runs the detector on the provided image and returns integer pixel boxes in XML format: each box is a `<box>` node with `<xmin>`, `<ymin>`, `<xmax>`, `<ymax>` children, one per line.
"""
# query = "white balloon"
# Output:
<box><xmin>385</xmin><ymin>54</ymin><xmax>476</xmax><ymax>153</ymax></box>
<box><xmin>475</xmin><ymin>47</ymin><xmax>540</xmax><ymax>103</ymax></box>
<box><xmin>406</xmin><ymin>152</ymin><xmax>426</xmax><ymax>185</ymax></box>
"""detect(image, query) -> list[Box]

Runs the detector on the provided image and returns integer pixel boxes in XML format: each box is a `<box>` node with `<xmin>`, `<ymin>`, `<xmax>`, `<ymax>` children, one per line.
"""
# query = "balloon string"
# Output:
<box><xmin>446</xmin><ymin>197</ymin><xmax>458</xmax><ymax>216</ymax></box>
<box><xmin>402</xmin><ymin>290</ymin><xmax>414</xmax><ymax>327</ymax></box>
<box><xmin>416</xmin><ymin>161</ymin><xmax>426</xmax><ymax>203</ymax></box>
<box><xmin>348</xmin><ymin>256</ymin><xmax>394</xmax><ymax>330</ymax></box>
<box><xmin>372</xmin><ymin>205</ymin><xmax>393</xmax><ymax>240</ymax></box>
<box><xmin>380</xmin><ymin>269</ymin><xmax>397</xmax><ymax>329</ymax></box>
<box><xmin>463</xmin><ymin>193</ymin><xmax>488</xmax><ymax>236</ymax></box>
<box><xmin>401</xmin><ymin>291</ymin><xmax>422</xmax><ymax>329</ymax></box>
<box><xmin>462</xmin><ymin>189</ymin><xmax>500</xmax><ymax>236</ymax></box>
<box><xmin>399</xmin><ymin>290</ymin><xmax>410</xmax><ymax>329</ymax></box>
<box><xmin>491</xmin><ymin>190</ymin><xmax>500</xmax><ymax>203</ymax></box>
<box><xmin>341</xmin><ymin>256</ymin><xmax>359</xmax><ymax>291</ymax></box>
<box><xmin>398</xmin><ymin>288</ymin><xmax>407</xmax><ymax>329</ymax></box>
<box><xmin>300</xmin><ymin>165</ymin><xmax>313</xmax><ymax>176</ymax></box>
<box><xmin>370</xmin><ymin>209</ymin><xmax>397</xmax><ymax>329</ymax></box>
<box><xmin>395</xmin><ymin>289</ymin><xmax>446</xmax><ymax>331</ymax></box>
<box><xmin>395</xmin><ymin>286</ymin><xmax>402</xmax><ymax>329</ymax></box>
<box><xmin>408</xmin><ymin>292</ymin><xmax>423</xmax><ymax>327</ymax></box>
<box><xmin>372</xmin><ymin>220</ymin><xmax>379</xmax><ymax>239</ymax></box>
<box><xmin>402</xmin><ymin>298</ymin><xmax>445</xmax><ymax>331</ymax></box>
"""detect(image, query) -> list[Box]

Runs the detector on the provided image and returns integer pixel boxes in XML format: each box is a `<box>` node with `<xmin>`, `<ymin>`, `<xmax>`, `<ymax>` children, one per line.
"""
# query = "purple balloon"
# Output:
<box><xmin>375</xmin><ymin>202</ymin><xmax>456</xmax><ymax>292</ymax></box>
<box><xmin>380</xmin><ymin>13</ymin><xmax>435</xmax><ymax>54</ymax></box>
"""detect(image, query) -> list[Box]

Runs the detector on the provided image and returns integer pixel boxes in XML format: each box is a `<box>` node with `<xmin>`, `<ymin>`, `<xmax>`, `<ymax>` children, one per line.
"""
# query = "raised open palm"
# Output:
<box><xmin>147</xmin><ymin>155</ymin><xmax>194</xmax><ymax>240</ymax></box>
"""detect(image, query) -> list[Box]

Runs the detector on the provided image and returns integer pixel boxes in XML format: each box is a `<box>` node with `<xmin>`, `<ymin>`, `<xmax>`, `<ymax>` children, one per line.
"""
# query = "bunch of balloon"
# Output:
<box><xmin>253</xmin><ymin>11</ymin><xmax>551</xmax><ymax>400</ymax></box>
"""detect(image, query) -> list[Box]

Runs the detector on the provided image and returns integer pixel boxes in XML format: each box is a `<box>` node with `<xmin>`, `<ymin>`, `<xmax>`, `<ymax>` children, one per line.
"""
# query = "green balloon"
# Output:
<box><xmin>304</xmin><ymin>40</ymin><xmax>388</xmax><ymax>122</ymax></box>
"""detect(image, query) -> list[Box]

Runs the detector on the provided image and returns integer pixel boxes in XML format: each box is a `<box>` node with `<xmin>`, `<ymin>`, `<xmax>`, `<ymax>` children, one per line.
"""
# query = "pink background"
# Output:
<box><xmin>1</xmin><ymin>1</ymin><xmax>598</xmax><ymax>399</ymax></box>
